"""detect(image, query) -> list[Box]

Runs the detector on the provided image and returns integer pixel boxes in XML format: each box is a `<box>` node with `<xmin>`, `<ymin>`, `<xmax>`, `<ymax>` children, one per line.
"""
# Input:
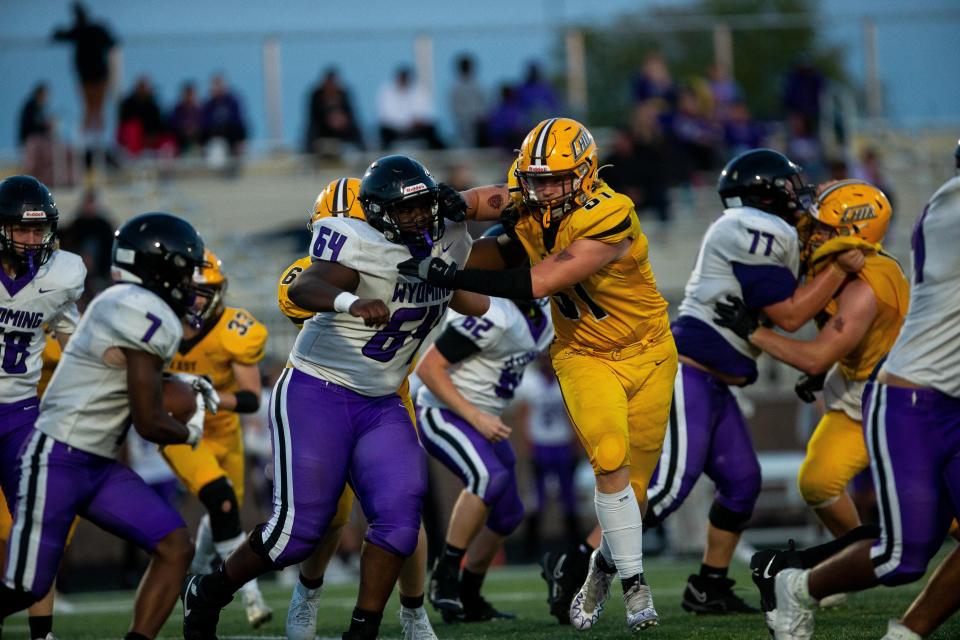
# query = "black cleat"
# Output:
<box><xmin>540</xmin><ymin>546</ymin><xmax>591</xmax><ymax>625</ymax></box>
<box><xmin>428</xmin><ymin>560</ymin><xmax>463</xmax><ymax>614</ymax></box>
<box><xmin>181</xmin><ymin>574</ymin><xmax>231</xmax><ymax>640</ymax></box>
<box><xmin>681</xmin><ymin>574</ymin><xmax>759</xmax><ymax>615</ymax></box>
<box><xmin>750</xmin><ymin>542</ymin><xmax>802</xmax><ymax>635</ymax></box>
<box><xmin>442</xmin><ymin>595</ymin><xmax>516</xmax><ymax>624</ymax></box>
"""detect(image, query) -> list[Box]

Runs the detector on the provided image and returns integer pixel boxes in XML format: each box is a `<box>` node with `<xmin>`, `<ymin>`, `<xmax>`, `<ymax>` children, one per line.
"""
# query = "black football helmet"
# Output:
<box><xmin>717</xmin><ymin>149</ymin><xmax>815</xmax><ymax>222</ymax></box>
<box><xmin>0</xmin><ymin>175</ymin><xmax>59</xmax><ymax>272</ymax></box>
<box><xmin>111</xmin><ymin>212</ymin><xmax>207</xmax><ymax>318</ymax></box>
<box><xmin>358</xmin><ymin>155</ymin><xmax>443</xmax><ymax>254</ymax></box>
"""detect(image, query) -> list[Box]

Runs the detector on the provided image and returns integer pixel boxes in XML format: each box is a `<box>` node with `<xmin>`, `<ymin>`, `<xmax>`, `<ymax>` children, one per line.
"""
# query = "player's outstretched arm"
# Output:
<box><xmin>125</xmin><ymin>348</ymin><xmax>194</xmax><ymax>445</ymax></box>
<box><xmin>764</xmin><ymin>249</ymin><xmax>864</xmax><ymax>332</ymax></box>
<box><xmin>450</xmin><ymin>290</ymin><xmax>490</xmax><ymax>316</ymax></box>
<box><xmin>289</xmin><ymin>259</ymin><xmax>389</xmax><ymax>326</ymax></box>
<box><xmin>464</xmin><ymin>235</ymin><xmax>528</xmax><ymax>271</ymax></box>
<box><xmin>750</xmin><ymin>279</ymin><xmax>878</xmax><ymax>375</ymax></box>
<box><xmin>462</xmin><ymin>184</ymin><xmax>511</xmax><ymax>221</ymax></box>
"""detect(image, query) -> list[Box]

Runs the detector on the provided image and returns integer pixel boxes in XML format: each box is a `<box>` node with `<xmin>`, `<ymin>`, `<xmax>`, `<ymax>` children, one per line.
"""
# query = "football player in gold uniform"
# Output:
<box><xmin>401</xmin><ymin>117</ymin><xmax>677</xmax><ymax>632</ymax></box>
<box><xmin>162</xmin><ymin>249</ymin><xmax>272</xmax><ymax>628</ymax></box>
<box><xmin>278</xmin><ymin>178</ymin><xmax>438</xmax><ymax>640</ymax></box>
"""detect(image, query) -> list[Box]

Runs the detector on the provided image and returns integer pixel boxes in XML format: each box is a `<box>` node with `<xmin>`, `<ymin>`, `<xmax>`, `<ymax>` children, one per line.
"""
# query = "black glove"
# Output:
<box><xmin>795</xmin><ymin>373</ymin><xmax>826</xmax><ymax>403</ymax></box>
<box><xmin>397</xmin><ymin>257</ymin><xmax>459</xmax><ymax>287</ymax></box>
<box><xmin>499</xmin><ymin>202</ymin><xmax>522</xmax><ymax>240</ymax></box>
<box><xmin>713</xmin><ymin>295</ymin><xmax>759</xmax><ymax>341</ymax></box>
<box><xmin>437</xmin><ymin>183</ymin><xmax>467</xmax><ymax>223</ymax></box>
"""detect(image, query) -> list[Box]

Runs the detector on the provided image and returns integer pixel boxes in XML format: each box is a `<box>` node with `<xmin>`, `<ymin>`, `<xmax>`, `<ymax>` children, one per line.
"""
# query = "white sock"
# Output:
<box><xmin>194</xmin><ymin>515</ymin><xmax>215</xmax><ymax>558</ymax></box>
<box><xmin>594</xmin><ymin>485</ymin><xmax>644</xmax><ymax>580</ymax></box>
<box><xmin>214</xmin><ymin>533</ymin><xmax>261</xmax><ymax>595</ymax></box>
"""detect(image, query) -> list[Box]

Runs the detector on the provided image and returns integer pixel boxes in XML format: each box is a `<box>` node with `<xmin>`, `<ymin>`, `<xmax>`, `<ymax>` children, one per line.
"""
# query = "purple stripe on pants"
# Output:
<box><xmin>863</xmin><ymin>382</ymin><xmax>960</xmax><ymax>586</ymax></box>
<box><xmin>260</xmin><ymin>368</ymin><xmax>427</xmax><ymax>565</ymax></box>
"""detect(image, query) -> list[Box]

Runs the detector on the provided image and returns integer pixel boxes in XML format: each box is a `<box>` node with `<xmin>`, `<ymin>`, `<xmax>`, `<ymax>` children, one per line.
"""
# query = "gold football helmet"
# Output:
<box><xmin>515</xmin><ymin>117</ymin><xmax>598</xmax><ymax>224</ymax></box>
<box><xmin>309</xmin><ymin>177</ymin><xmax>365</xmax><ymax>230</ymax></box>
<box><xmin>812</xmin><ymin>179</ymin><xmax>892</xmax><ymax>245</ymax></box>
<box><xmin>193</xmin><ymin>248</ymin><xmax>226</xmax><ymax>323</ymax></box>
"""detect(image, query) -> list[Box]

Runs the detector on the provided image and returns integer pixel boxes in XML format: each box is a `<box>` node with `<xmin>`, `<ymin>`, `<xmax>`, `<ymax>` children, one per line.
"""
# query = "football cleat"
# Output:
<box><xmin>881</xmin><ymin>619</ymin><xmax>923</xmax><ymax>640</ymax></box>
<box><xmin>181</xmin><ymin>574</ymin><xmax>229</xmax><ymax>640</ymax></box>
<box><xmin>242</xmin><ymin>588</ymin><xmax>273</xmax><ymax>629</ymax></box>
<box><xmin>773</xmin><ymin>569</ymin><xmax>816</xmax><ymax>640</ymax></box>
<box><xmin>540</xmin><ymin>546</ymin><xmax>590</xmax><ymax>625</ymax></box>
<box><xmin>569</xmin><ymin>549</ymin><xmax>614</xmax><ymax>631</ymax></box>
<box><xmin>751</xmin><ymin>542</ymin><xmax>802</xmax><ymax>635</ymax></box>
<box><xmin>442</xmin><ymin>595</ymin><xmax>517</xmax><ymax>624</ymax></box>
<box><xmin>286</xmin><ymin>582</ymin><xmax>322</xmax><ymax>640</ymax></box>
<box><xmin>428</xmin><ymin>560</ymin><xmax>463</xmax><ymax>614</ymax></box>
<box><xmin>400</xmin><ymin>606</ymin><xmax>439</xmax><ymax>639</ymax></box>
<box><xmin>623</xmin><ymin>582</ymin><xmax>659</xmax><ymax>632</ymax></box>
<box><xmin>681</xmin><ymin>574</ymin><xmax>758</xmax><ymax>615</ymax></box>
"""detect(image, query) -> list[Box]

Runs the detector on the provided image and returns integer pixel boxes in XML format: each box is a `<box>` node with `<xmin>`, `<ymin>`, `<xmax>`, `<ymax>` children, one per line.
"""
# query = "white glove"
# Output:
<box><xmin>172</xmin><ymin>373</ymin><xmax>221</xmax><ymax>415</ymax></box>
<box><xmin>184</xmin><ymin>399</ymin><xmax>205</xmax><ymax>449</ymax></box>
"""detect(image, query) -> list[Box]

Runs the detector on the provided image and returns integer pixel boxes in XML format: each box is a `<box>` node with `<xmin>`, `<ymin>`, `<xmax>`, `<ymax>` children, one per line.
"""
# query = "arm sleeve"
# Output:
<box><xmin>110</xmin><ymin>297</ymin><xmax>182</xmax><ymax>363</ymax></box>
<box><xmin>50</xmin><ymin>301</ymin><xmax>81</xmax><ymax>335</ymax></box>
<box><xmin>433</xmin><ymin>326</ymin><xmax>482</xmax><ymax>364</ymax></box>
<box><xmin>731</xmin><ymin>262</ymin><xmax>798</xmax><ymax>309</ymax></box>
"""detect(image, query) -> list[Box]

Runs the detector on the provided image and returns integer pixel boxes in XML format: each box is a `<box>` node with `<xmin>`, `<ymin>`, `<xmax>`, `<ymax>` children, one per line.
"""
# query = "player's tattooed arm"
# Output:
<box><xmin>462</xmin><ymin>184</ymin><xmax>510</xmax><ymax>221</ymax></box>
<box><xmin>528</xmin><ymin>238</ymin><xmax>628</xmax><ymax>297</ymax></box>
<box><xmin>125</xmin><ymin>348</ymin><xmax>195</xmax><ymax>445</ymax></box>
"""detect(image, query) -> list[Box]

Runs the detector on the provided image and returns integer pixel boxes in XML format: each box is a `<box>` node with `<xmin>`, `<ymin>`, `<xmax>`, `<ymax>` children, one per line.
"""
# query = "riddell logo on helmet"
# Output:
<box><xmin>526</xmin><ymin>164</ymin><xmax>550</xmax><ymax>173</ymax></box>
<box><xmin>840</xmin><ymin>205</ymin><xmax>877</xmax><ymax>223</ymax></box>
<box><xmin>22</xmin><ymin>210</ymin><xmax>47</xmax><ymax>220</ymax></box>
<box><xmin>403</xmin><ymin>183</ymin><xmax>427</xmax><ymax>195</ymax></box>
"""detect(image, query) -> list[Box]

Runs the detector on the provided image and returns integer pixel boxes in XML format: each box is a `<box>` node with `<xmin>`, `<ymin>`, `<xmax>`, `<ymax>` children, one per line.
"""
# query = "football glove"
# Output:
<box><xmin>713</xmin><ymin>295</ymin><xmax>759</xmax><ymax>341</ymax></box>
<box><xmin>397</xmin><ymin>257</ymin><xmax>459</xmax><ymax>287</ymax></box>
<box><xmin>795</xmin><ymin>373</ymin><xmax>826</xmax><ymax>403</ymax></box>
<box><xmin>172</xmin><ymin>373</ymin><xmax>220</xmax><ymax>416</ymax></box>
<box><xmin>437</xmin><ymin>183</ymin><xmax>467</xmax><ymax>223</ymax></box>
<box><xmin>184</xmin><ymin>402</ymin><xmax>205</xmax><ymax>449</ymax></box>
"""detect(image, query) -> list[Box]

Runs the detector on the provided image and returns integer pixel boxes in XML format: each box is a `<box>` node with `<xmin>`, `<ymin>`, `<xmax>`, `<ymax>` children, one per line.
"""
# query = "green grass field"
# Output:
<box><xmin>5</xmin><ymin>556</ymin><xmax>958</xmax><ymax>639</ymax></box>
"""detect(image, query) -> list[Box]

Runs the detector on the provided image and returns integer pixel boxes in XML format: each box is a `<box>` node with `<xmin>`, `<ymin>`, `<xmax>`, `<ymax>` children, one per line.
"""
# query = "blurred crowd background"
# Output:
<box><xmin>2</xmin><ymin>0</ymin><xmax>959</xmax><ymax>593</ymax></box>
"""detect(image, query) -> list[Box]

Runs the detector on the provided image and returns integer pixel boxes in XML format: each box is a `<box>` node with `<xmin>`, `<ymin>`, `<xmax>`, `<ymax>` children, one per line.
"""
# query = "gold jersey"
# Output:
<box><xmin>168</xmin><ymin>306</ymin><xmax>268</xmax><ymax>435</ymax></box>
<box><xmin>513</xmin><ymin>180</ymin><xmax>671</xmax><ymax>351</ymax></box>
<box><xmin>277</xmin><ymin>257</ymin><xmax>314</xmax><ymax>327</ymax></box>
<box><xmin>37</xmin><ymin>331</ymin><xmax>62</xmax><ymax>398</ymax></box>
<box><xmin>821</xmin><ymin>250</ymin><xmax>909</xmax><ymax>381</ymax></box>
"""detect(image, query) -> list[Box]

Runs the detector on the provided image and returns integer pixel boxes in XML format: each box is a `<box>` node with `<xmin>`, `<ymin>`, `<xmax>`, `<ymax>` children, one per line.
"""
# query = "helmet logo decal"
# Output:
<box><xmin>839</xmin><ymin>204</ymin><xmax>877</xmax><ymax>223</ymax></box>
<box><xmin>571</xmin><ymin>129</ymin><xmax>592</xmax><ymax>161</ymax></box>
<box><xmin>115</xmin><ymin>247</ymin><xmax>136</xmax><ymax>264</ymax></box>
<box><xmin>402</xmin><ymin>183</ymin><xmax>428</xmax><ymax>195</ymax></box>
<box><xmin>526</xmin><ymin>164</ymin><xmax>550</xmax><ymax>173</ymax></box>
<box><xmin>21</xmin><ymin>210</ymin><xmax>48</xmax><ymax>220</ymax></box>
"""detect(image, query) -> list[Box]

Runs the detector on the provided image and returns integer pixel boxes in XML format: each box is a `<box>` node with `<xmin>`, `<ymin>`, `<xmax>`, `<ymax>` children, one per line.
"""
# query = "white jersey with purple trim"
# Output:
<box><xmin>290</xmin><ymin>216</ymin><xmax>472</xmax><ymax>397</ymax></box>
<box><xmin>37</xmin><ymin>284</ymin><xmax>182</xmax><ymax>458</ymax></box>
<box><xmin>0</xmin><ymin>250</ymin><xmax>85</xmax><ymax>403</ymax></box>
<box><xmin>884</xmin><ymin>176</ymin><xmax>960</xmax><ymax>398</ymax></box>
<box><xmin>513</xmin><ymin>367</ymin><xmax>575</xmax><ymax>446</ymax></box>
<box><xmin>676</xmin><ymin>206</ymin><xmax>800</xmax><ymax>358</ymax></box>
<box><xmin>417</xmin><ymin>297</ymin><xmax>554</xmax><ymax>416</ymax></box>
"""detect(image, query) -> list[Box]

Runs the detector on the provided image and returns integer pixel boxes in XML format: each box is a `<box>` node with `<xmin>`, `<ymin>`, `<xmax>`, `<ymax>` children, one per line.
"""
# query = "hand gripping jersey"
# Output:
<box><xmin>512</xmin><ymin>179</ymin><xmax>670</xmax><ymax>351</ymax></box>
<box><xmin>809</xmin><ymin>237</ymin><xmax>910</xmax><ymax>421</ymax></box>
<box><xmin>168</xmin><ymin>306</ymin><xmax>267</xmax><ymax>435</ymax></box>
<box><xmin>277</xmin><ymin>256</ymin><xmax>314</xmax><ymax>327</ymax></box>
<box><xmin>0</xmin><ymin>250</ymin><xmax>84</xmax><ymax>402</ymax></box>
<box><xmin>417</xmin><ymin>297</ymin><xmax>554</xmax><ymax>416</ymax></box>
<box><xmin>673</xmin><ymin>206</ymin><xmax>800</xmax><ymax>382</ymax></box>
<box><xmin>36</xmin><ymin>284</ymin><xmax>182</xmax><ymax>458</ymax></box>
<box><xmin>885</xmin><ymin>176</ymin><xmax>960</xmax><ymax>397</ymax></box>
<box><xmin>290</xmin><ymin>216</ymin><xmax>472</xmax><ymax>397</ymax></box>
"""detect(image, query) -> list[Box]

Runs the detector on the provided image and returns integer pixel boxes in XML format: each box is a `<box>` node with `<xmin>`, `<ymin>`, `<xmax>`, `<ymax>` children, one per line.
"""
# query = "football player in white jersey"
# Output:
<box><xmin>0</xmin><ymin>212</ymin><xmax>215</xmax><ymax>640</ymax></box>
<box><xmin>417</xmin><ymin>245</ymin><xmax>554</xmax><ymax>621</ymax></box>
<box><xmin>181</xmin><ymin>155</ymin><xmax>489</xmax><ymax>640</ymax></box>
<box><xmin>0</xmin><ymin>176</ymin><xmax>84</xmax><ymax>640</ymax></box>
<box><xmin>773</xmin><ymin>146</ymin><xmax>960</xmax><ymax>640</ymax></box>
<box><xmin>641</xmin><ymin>149</ymin><xmax>864</xmax><ymax>615</ymax></box>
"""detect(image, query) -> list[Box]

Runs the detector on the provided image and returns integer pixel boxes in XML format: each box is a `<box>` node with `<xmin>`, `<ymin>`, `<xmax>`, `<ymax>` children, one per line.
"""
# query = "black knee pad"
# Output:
<box><xmin>708</xmin><ymin>500</ymin><xmax>752</xmax><ymax>533</ymax></box>
<box><xmin>198</xmin><ymin>477</ymin><xmax>241</xmax><ymax>541</ymax></box>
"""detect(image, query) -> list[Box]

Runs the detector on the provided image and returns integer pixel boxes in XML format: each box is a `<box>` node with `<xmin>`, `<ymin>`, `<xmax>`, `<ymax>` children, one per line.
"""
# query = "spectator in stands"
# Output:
<box><xmin>201</xmin><ymin>74</ymin><xmax>248</xmax><ymax>157</ymax></box>
<box><xmin>304</xmin><ymin>68</ymin><xmax>364</xmax><ymax>158</ymax></box>
<box><xmin>669</xmin><ymin>86</ymin><xmax>723</xmax><ymax>181</ymax></box>
<box><xmin>450</xmin><ymin>54</ymin><xmax>487</xmax><ymax>148</ymax></box>
<box><xmin>853</xmin><ymin>146</ymin><xmax>896</xmax><ymax>208</ymax></box>
<box><xmin>59</xmin><ymin>188</ymin><xmax>115</xmax><ymax>307</ymax></box>
<box><xmin>630</xmin><ymin>51</ymin><xmax>677</xmax><ymax>109</ymax></box>
<box><xmin>52</xmin><ymin>2</ymin><xmax>118</xmax><ymax>158</ymax></box>
<box><xmin>117</xmin><ymin>76</ymin><xmax>172</xmax><ymax>157</ymax></box>
<box><xmin>376</xmin><ymin>66</ymin><xmax>444</xmax><ymax>150</ymax></box>
<box><xmin>516</xmin><ymin>62</ymin><xmax>560</xmax><ymax>128</ymax></box>
<box><xmin>486</xmin><ymin>84</ymin><xmax>526</xmax><ymax>152</ymax></box>
<box><xmin>170</xmin><ymin>82</ymin><xmax>204</xmax><ymax>155</ymax></box>
<box><xmin>707</xmin><ymin>63</ymin><xmax>741</xmax><ymax>120</ymax></box>
<box><xmin>629</xmin><ymin>103</ymin><xmax>672</xmax><ymax>223</ymax></box>
<box><xmin>723</xmin><ymin>101</ymin><xmax>768</xmax><ymax>156</ymax></box>
<box><xmin>18</xmin><ymin>83</ymin><xmax>56</xmax><ymax>185</ymax></box>
<box><xmin>782</xmin><ymin>55</ymin><xmax>825</xmax><ymax>133</ymax></box>
<box><xmin>785</xmin><ymin>111</ymin><xmax>825</xmax><ymax>183</ymax></box>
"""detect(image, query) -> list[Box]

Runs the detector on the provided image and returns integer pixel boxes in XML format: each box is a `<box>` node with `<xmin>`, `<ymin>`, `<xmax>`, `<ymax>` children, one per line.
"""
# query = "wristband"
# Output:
<box><xmin>333</xmin><ymin>291</ymin><xmax>359</xmax><ymax>313</ymax></box>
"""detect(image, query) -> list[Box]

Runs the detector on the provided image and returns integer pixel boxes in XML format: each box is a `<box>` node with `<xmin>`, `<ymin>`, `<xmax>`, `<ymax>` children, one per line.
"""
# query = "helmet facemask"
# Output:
<box><xmin>0</xmin><ymin>220</ymin><xmax>57</xmax><ymax>275</ymax></box>
<box><xmin>368</xmin><ymin>191</ymin><xmax>444</xmax><ymax>257</ymax></box>
<box><xmin>517</xmin><ymin>162</ymin><xmax>591</xmax><ymax>224</ymax></box>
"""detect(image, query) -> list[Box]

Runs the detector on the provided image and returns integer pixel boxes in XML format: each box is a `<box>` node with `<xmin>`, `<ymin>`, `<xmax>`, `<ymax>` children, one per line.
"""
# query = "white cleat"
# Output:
<box><xmin>400</xmin><ymin>606</ymin><xmax>439</xmax><ymax>640</ymax></box>
<box><xmin>818</xmin><ymin>592</ymin><xmax>848</xmax><ymax>609</ymax></box>
<box><xmin>36</xmin><ymin>634</ymin><xmax>58</xmax><ymax>640</ymax></box>
<box><xmin>773</xmin><ymin>569</ymin><xmax>816</xmax><ymax>640</ymax></box>
<box><xmin>242</xmin><ymin>587</ymin><xmax>273</xmax><ymax>629</ymax></box>
<box><xmin>569</xmin><ymin>549</ymin><xmax>614</xmax><ymax>631</ymax></box>
<box><xmin>623</xmin><ymin>582</ymin><xmax>659</xmax><ymax>632</ymax></box>
<box><xmin>881</xmin><ymin>619</ymin><xmax>923</xmax><ymax>640</ymax></box>
<box><xmin>286</xmin><ymin>582</ymin><xmax>322</xmax><ymax>640</ymax></box>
